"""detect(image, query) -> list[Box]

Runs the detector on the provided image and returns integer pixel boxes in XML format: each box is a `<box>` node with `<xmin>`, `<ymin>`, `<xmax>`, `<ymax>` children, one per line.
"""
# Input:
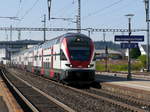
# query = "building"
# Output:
<box><xmin>95</xmin><ymin>49</ymin><xmax>124</xmax><ymax>60</ymax></box>
<box><xmin>139</xmin><ymin>45</ymin><xmax>148</xmax><ymax>55</ymax></box>
<box><xmin>0</xmin><ymin>40</ymin><xmax>43</xmax><ymax>61</ymax></box>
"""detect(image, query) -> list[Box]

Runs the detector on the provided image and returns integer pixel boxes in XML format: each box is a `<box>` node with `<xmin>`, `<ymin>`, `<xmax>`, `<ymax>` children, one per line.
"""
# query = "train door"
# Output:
<box><xmin>32</xmin><ymin>52</ymin><xmax>34</xmax><ymax>73</ymax></box>
<box><xmin>41</xmin><ymin>49</ymin><xmax>44</xmax><ymax>75</ymax></box>
<box><xmin>50</xmin><ymin>46</ymin><xmax>54</xmax><ymax>78</ymax></box>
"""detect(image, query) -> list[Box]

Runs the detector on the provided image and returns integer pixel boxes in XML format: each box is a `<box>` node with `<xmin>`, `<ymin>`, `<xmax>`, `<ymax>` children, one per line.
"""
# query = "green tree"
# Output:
<box><xmin>130</xmin><ymin>47</ymin><xmax>141</xmax><ymax>59</ymax></box>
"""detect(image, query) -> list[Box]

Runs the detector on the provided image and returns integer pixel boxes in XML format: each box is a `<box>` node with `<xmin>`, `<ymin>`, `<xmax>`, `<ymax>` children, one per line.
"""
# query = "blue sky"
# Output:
<box><xmin>0</xmin><ymin>0</ymin><xmax>147</xmax><ymax>43</ymax></box>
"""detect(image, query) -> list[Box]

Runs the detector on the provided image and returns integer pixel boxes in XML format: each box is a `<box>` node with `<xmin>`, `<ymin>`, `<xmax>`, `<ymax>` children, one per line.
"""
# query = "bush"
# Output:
<box><xmin>130</xmin><ymin>47</ymin><xmax>141</xmax><ymax>59</ymax></box>
<box><xmin>138</xmin><ymin>55</ymin><xmax>147</xmax><ymax>68</ymax></box>
<box><xmin>131</xmin><ymin>61</ymin><xmax>143</xmax><ymax>70</ymax></box>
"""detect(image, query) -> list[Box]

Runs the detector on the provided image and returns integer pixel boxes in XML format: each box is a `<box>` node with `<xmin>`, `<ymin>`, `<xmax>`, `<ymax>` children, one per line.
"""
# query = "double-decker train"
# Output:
<box><xmin>11</xmin><ymin>33</ymin><xmax>95</xmax><ymax>84</ymax></box>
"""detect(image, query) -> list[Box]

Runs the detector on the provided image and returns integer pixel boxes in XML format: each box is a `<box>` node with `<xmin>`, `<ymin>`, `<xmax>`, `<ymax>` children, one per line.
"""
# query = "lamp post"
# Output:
<box><xmin>144</xmin><ymin>0</ymin><xmax>150</xmax><ymax>72</ymax></box>
<box><xmin>125</xmin><ymin>14</ymin><xmax>134</xmax><ymax>80</ymax></box>
<box><xmin>47</xmin><ymin>0</ymin><xmax>52</xmax><ymax>20</ymax></box>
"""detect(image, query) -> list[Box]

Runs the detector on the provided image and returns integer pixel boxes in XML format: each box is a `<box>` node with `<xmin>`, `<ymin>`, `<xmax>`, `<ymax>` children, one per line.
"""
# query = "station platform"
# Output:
<box><xmin>0</xmin><ymin>76</ymin><xmax>23</xmax><ymax>112</ymax></box>
<box><xmin>95</xmin><ymin>73</ymin><xmax>150</xmax><ymax>101</ymax></box>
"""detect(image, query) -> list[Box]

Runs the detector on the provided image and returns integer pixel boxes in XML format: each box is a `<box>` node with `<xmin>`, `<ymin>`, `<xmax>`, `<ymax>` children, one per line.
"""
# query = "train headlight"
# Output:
<box><xmin>65</xmin><ymin>64</ymin><xmax>72</xmax><ymax>67</ymax></box>
<box><xmin>88</xmin><ymin>64</ymin><xmax>94</xmax><ymax>68</ymax></box>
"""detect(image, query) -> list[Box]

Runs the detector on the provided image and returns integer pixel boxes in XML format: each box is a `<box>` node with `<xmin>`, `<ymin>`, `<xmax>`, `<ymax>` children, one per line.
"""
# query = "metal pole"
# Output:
<box><xmin>127</xmin><ymin>17</ymin><xmax>132</xmax><ymax>80</ymax></box>
<box><xmin>105</xmin><ymin>45</ymin><xmax>108</xmax><ymax>72</ymax></box>
<box><xmin>10</xmin><ymin>25</ymin><xmax>12</xmax><ymax>41</ymax></box>
<box><xmin>103</xmin><ymin>31</ymin><xmax>108</xmax><ymax>72</ymax></box>
<box><xmin>44</xmin><ymin>14</ymin><xmax>46</xmax><ymax>42</ymax></box>
<box><xmin>125</xmin><ymin>14</ymin><xmax>134</xmax><ymax>80</ymax></box>
<box><xmin>77</xmin><ymin>0</ymin><xmax>81</xmax><ymax>33</ymax></box>
<box><xmin>88</xmin><ymin>30</ymin><xmax>91</xmax><ymax>37</ymax></box>
<box><xmin>18</xmin><ymin>30</ymin><xmax>21</xmax><ymax>40</ymax></box>
<box><xmin>147</xmin><ymin>21</ymin><xmax>150</xmax><ymax>72</ymax></box>
<box><xmin>47</xmin><ymin>0</ymin><xmax>52</xmax><ymax>20</ymax></box>
<box><xmin>145</xmin><ymin>0</ymin><xmax>150</xmax><ymax>71</ymax></box>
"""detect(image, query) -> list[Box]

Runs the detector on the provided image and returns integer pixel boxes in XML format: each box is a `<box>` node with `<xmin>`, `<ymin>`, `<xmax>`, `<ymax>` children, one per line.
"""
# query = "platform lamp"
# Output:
<box><xmin>144</xmin><ymin>0</ymin><xmax>150</xmax><ymax>72</ymax></box>
<box><xmin>125</xmin><ymin>14</ymin><xmax>134</xmax><ymax>80</ymax></box>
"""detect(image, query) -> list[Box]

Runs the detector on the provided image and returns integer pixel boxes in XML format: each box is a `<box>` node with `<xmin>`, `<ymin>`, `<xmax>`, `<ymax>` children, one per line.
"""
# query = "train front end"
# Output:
<box><xmin>60</xmin><ymin>33</ymin><xmax>95</xmax><ymax>84</ymax></box>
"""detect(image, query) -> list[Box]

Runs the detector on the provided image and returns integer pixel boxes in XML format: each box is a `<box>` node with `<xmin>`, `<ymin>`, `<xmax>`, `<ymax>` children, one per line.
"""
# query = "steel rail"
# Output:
<box><xmin>9</xmin><ymin>68</ymin><xmax>146</xmax><ymax>112</ymax></box>
<box><xmin>4</xmin><ymin>69</ymin><xmax>76</xmax><ymax>112</ymax></box>
<box><xmin>32</xmin><ymin>72</ymin><xmax>146</xmax><ymax>112</ymax></box>
<box><xmin>1</xmin><ymin>70</ymin><xmax>39</xmax><ymax>112</ymax></box>
<box><xmin>90</xmin><ymin>87</ymin><xmax>150</xmax><ymax>109</ymax></box>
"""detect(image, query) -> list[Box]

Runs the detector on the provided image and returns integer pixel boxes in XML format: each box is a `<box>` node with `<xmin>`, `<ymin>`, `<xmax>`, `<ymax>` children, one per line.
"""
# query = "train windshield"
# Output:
<box><xmin>67</xmin><ymin>36</ymin><xmax>91</xmax><ymax>61</ymax></box>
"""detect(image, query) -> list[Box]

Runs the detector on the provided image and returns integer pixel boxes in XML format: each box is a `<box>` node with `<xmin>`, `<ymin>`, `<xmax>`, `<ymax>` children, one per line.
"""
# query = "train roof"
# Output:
<box><xmin>63</xmin><ymin>33</ymin><xmax>89</xmax><ymax>38</ymax></box>
<box><xmin>11</xmin><ymin>33</ymin><xmax>90</xmax><ymax>57</ymax></box>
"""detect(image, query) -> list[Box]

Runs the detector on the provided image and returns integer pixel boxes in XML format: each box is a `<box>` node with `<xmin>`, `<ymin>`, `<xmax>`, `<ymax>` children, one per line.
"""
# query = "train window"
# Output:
<box><xmin>56</xmin><ymin>38</ymin><xmax>60</xmax><ymax>44</ymax></box>
<box><xmin>55</xmin><ymin>52</ymin><xmax>56</xmax><ymax>60</ymax></box>
<box><xmin>35</xmin><ymin>56</ymin><xmax>38</xmax><ymax>61</ymax></box>
<box><xmin>48</xmin><ymin>62</ymin><xmax>50</xmax><ymax>68</ymax></box>
<box><xmin>93</xmin><ymin>53</ymin><xmax>96</xmax><ymax>61</ymax></box>
<box><xmin>44</xmin><ymin>62</ymin><xmax>46</xmax><ymax>68</ymax></box>
<box><xmin>60</xmin><ymin>50</ymin><xmax>67</xmax><ymax>60</ymax></box>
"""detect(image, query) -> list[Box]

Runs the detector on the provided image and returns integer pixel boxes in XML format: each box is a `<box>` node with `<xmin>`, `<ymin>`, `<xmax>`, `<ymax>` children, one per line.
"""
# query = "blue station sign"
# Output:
<box><xmin>115</xmin><ymin>35</ymin><xmax>144</xmax><ymax>42</ymax></box>
<box><xmin>121</xmin><ymin>43</ymin><xmax>138</xmax><ymax>49</ymax></box>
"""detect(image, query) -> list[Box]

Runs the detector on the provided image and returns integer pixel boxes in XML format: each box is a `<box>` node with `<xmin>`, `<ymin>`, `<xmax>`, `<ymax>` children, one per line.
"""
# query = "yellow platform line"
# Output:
<box><xmin>0</xmin><ymin>79</ymin><xmax>23</xmax><ymax>112</ymax></box>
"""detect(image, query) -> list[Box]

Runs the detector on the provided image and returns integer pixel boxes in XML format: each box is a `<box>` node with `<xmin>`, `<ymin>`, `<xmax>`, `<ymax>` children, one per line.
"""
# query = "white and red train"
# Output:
<box><xmin>11</xmin><ymin>33</ymin><xmax>95</xmax><ymax>84</ymax></box>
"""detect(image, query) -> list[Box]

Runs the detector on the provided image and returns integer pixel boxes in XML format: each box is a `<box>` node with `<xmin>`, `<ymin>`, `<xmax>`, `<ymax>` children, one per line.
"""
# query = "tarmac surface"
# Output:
<box><xmin>95</xmin><ymin>73</ymin><xmax>150</xmax><ymax>100</ymax></box>
<box><xmin>96</xmin><ymin>73</ymin><xmax>150</xmax><ymax>91</ymax></box>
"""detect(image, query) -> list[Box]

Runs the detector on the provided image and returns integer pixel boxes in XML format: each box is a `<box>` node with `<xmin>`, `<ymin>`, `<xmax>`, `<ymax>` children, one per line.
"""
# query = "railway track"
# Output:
<box><xmin>84</xmin><ymin>87</ymin><xmax>150</xmax><ymax>111</ymax></box>
<box><xmin>5</xmin><ymin>68</ymin><xmax>149</xmax><ymax>112</ymax></box>
<box><xmin>1</xmin><ymin>69</ymin><xmax>75</xmax><ymax>112</ymax></box>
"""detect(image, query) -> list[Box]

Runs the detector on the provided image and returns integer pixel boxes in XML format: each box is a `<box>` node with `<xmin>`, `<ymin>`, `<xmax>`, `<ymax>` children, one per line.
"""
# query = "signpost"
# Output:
<box><xmin>115</xmin><ymin>35</ymin><xmax>144</xmax><ymax>41</ymax></box>
<box><xmin>115</xmin><ymin>35</ymin><xmax>144</xmax><ymax>80</ymax></box>
<box><xmin>121</xmin><ymin>43</ymin><xmax>138</xmax><ymax>49</ymax></box>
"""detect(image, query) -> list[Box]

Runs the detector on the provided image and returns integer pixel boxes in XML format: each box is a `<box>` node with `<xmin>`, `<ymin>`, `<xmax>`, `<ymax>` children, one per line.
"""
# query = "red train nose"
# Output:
<box><xmin>71</xmin><ymin>60</ymin><xmax>89</xmax><ymax>68</ymax></box>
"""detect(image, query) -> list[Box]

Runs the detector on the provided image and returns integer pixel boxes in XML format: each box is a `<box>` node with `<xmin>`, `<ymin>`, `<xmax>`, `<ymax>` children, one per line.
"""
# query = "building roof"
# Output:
<box><xmin>95</xmin><ymin>49</ymin><xmax>123</xmax><ymax>55</ymax></box>
<box><xmin>140</xmin><ymin>44</ymin><xmax>150</xmax><ymax>55</ymax></box>
<box><xmin>0</xmin><ymin>40</ymin><xmax>43</xmax><ymax>46</ymax></box>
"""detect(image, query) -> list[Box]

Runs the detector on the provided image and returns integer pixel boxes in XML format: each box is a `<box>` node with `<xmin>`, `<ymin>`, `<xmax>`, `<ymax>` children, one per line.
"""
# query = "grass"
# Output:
<box><xmin>96</xmin><ymin>60</ymin><xmax>143</xmax><ymax>72</ymax></box>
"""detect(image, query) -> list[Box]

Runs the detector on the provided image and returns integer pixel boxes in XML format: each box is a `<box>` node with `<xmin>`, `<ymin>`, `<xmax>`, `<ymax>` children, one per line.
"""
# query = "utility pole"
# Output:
<box><xmin>77</xmin><ymin>0</ymin><xmax>81</xmax><ymax>33</ymax></box>
<box><xmin>103</xmin><ymin>31</ymin><xmax>108</xmax><ymax>72</ymax></box>
<box><xmin>144</xmin><ymin>0</ymin><xmax>150</xmax><ymax>72</ymax></box>
<box><xmin>18</xmin><ymin>30</ymin><xmax>21</xmax><ymax>40</ymax></box>
<box><xmin>10</xmin><ymin>25</ymin><xmax>12</xmax><ymax>41</ymax></box>
<box><xmin>125</xmin><ymin>14</ymin><xmax>134</xmax><ymax>80</ymax></box>
<box><xmin>42</xmin><ymin>14</ymin><xmax>46</xmax><ymax>42</ymax></box>
<box><xmin>88</xmin><ymin>30</ymin><xmax>91</xmax><ymax>37</ymax></box>
<box><xmin>87</xmin><ymin>28</ymin><xmax>92</xmax><ymax>37</ymax></box>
